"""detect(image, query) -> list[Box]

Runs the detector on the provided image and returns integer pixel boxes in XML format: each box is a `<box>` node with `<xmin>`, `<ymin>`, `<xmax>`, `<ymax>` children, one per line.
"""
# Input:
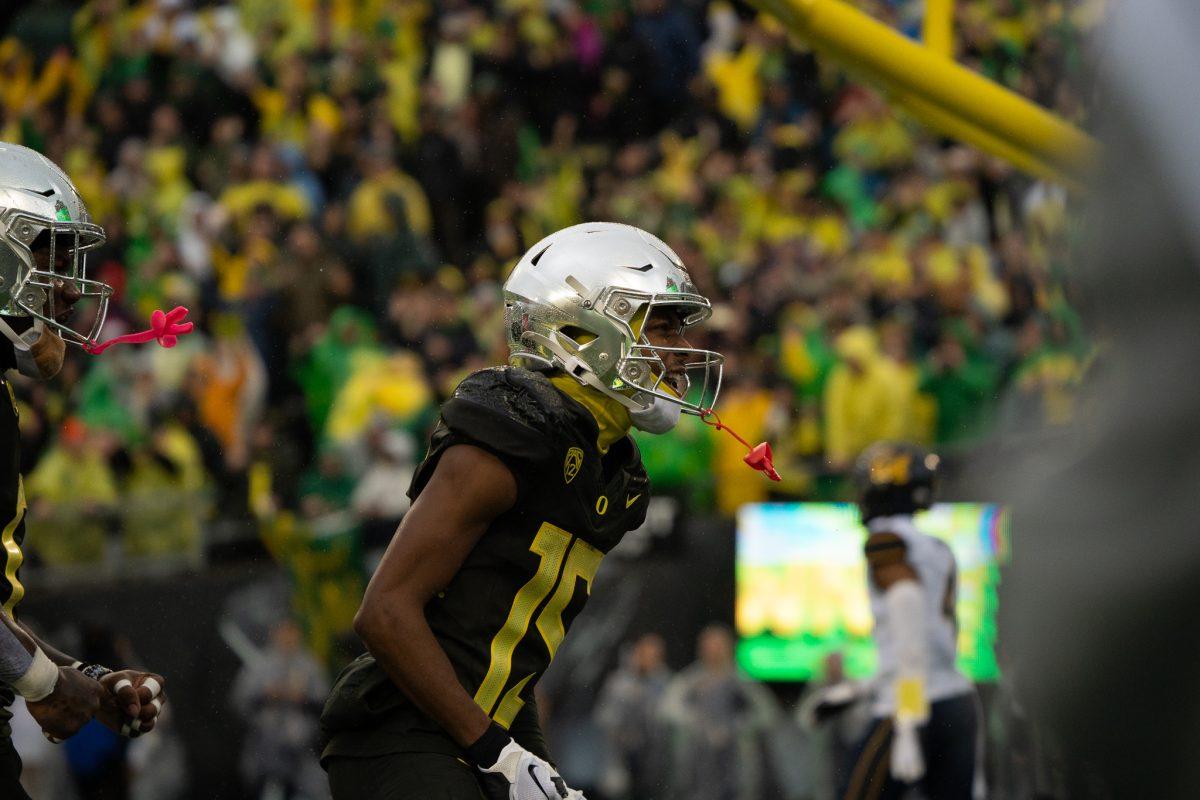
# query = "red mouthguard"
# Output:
<box><xmin>699</xmin><ymin>409</ymin><xmax>782</xmax><ymax>482</ymax></box>
<box><xmin>84</xmin><ymin>306</ymin><xmax>195</xmax><ymax>355</ymax></box>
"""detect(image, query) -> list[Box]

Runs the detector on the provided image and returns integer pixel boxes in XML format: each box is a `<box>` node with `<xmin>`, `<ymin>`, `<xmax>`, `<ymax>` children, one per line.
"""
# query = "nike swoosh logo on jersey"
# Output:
<box><xmin>626</xmin><ymin>494</ymin><xmax>642</xmax><ymax>508</ymax></box>
<box><xmin>624</xmin><ymin>263</ymin><xmax>653</xmax><ymax>272</ymax></box>
<box><xmin>528</xmin><ymin>765</ymin><xmax>554</xmax><ymax>798</ymax></box>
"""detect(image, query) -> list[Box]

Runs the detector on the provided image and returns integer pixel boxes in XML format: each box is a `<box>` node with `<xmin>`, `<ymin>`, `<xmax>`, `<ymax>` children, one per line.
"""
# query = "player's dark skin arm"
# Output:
<box><xmin>0</xmin><ymin>613</ymin><xmax>102</xmax><ymax>738</ymax></box>
<box><xmin>871</xmin><ymin>561</ymin><xmax>919</xmax><ymax>589</ymax></box>
<box><xmin>354</xmin><ymin>444</ymin><xmax>518</xmax><ymax>748</ymax></box>
<box><xmin>10</xmin><ymin>614</ymin><xmax>164</xmax><ymax>734</ymax></box>
<box><xmin>866</xmin><ymin>533</ymin><xmax>920</xmax><ymax>590</ymax></box>
<box><xmin>14</xmin><ymin>621</ymin><xmax>74</xmax><ymax>666</ymax></box>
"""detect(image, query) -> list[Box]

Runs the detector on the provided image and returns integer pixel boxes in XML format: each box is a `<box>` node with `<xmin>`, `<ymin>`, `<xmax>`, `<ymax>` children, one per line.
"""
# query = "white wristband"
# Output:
<box><xmin>14</xmin><ymin>648</ymin><xmax>59</xmax><ymax>702</ymax></box>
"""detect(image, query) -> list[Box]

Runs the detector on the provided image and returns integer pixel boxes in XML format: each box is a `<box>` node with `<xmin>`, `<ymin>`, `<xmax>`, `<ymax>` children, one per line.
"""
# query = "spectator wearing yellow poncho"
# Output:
<box><xmin>26</xmin><ymin>418</ymin><xmax>120</xmax><ymax>564</ymax></box>
<box><xmin>823</xmin><ymin>326</ymin><xmax>909</xmax><ymax>471</ymax></box>
<box><xmin>324</xmin><ymin>350</ymin><xmax>433</xmax><ymax>446</ymax></box>
<box><xmin>218</xmin><ymin>145</ymin><xmax>312</xmax><ymax>225</ymax></box>
<box><xmin>27</xmin><ymin>418</ymin><xmax>119</xmax><ymax>513</ymax></box>
<box><xmin>345</xmin><ymin>148</ymin><xmax>432</xmax><ymax>242</ymax></box>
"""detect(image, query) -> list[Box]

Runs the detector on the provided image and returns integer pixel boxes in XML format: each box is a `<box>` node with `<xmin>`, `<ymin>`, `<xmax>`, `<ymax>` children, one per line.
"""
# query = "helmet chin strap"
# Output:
<box><xmin>0</xmin><ymin>315</ymin><xmax>40</xmax><ymax>348</ymax></box>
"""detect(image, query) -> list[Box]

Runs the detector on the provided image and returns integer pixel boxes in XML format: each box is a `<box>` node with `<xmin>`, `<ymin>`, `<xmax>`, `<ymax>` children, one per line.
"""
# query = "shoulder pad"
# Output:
<box><xmin>439</xmin><ymin>367</ymin><xmax>565</xmax><ymax>464</ymax></box>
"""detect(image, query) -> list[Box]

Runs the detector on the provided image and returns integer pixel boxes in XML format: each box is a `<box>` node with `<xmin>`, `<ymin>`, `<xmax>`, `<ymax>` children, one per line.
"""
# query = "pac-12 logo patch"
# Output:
<box><xmin>564</xmin><ymin>447</ymin><xmax>584</xmax><ymax>484</ymax></box>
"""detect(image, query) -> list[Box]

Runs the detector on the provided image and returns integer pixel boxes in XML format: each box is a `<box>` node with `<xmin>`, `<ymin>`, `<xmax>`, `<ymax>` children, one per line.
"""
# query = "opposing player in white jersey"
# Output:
<box><xmin>841</xmin><ymin>442</ymin><xmax>978</xmax><ymax>800</ymax></box>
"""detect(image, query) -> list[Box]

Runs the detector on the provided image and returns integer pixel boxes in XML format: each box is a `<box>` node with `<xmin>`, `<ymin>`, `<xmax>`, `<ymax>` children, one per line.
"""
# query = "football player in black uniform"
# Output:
<box><xmin>321</xmin><ymin>223</ymin><xmax>724</xmax><ymax>799</ymax></box>
<box><xmin>0</xmin><ymin>142</ymin><xmax>166</xmax><ymax>798</ymax></box>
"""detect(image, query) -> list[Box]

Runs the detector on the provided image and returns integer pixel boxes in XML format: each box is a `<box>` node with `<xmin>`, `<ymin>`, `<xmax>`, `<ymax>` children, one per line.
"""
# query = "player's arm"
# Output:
<box><xmin>865</xmin><ymin>532</ymin><xmax>928</xmax><ymax>700</ymax></box>
<box><xmin>865</xmin><ymin>532</ymin><xmax>929</xmax><ymax>782</ymax></box>
<box><xmin>13</xmin><ymin>621</ymin><xmax>74</xmax><ymax>666</ymax></box>
<box><xmin>354</xmin><ymin>444</ymin><xmax>583</xmax><ymax>798</ymax></box>
<box><xmin>0</xmin><ymin>614</ymin><xmax>50</xmax><ymax>692</ymax></box>
<box><xmin>354</xmin><ymin>443</ymin><xmax>512</xmax><ymax>747</ymax></box>
<box><xmin>15</xmin><ymin>618</ymin><xmax>166</xmax><ymax>738</ymax></box>
<box><xmin>0</xmin><ymin>613</ymin><xmax>102</xmax><ymax>740</ymax></box>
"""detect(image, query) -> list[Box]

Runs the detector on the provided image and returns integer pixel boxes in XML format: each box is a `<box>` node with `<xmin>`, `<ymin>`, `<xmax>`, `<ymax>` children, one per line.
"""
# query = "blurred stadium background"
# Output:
<box><xmin>0</xmin><ymin>0</ymin><xmax>1101</xmax><ymax>798</ymax></box>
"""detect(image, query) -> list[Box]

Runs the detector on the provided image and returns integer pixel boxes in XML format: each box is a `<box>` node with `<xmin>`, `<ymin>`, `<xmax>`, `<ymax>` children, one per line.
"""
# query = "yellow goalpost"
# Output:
<box><xmin>750</xmin><ymin>0</ymin><xmax>1098</xmax><ymax>188</ymax></box>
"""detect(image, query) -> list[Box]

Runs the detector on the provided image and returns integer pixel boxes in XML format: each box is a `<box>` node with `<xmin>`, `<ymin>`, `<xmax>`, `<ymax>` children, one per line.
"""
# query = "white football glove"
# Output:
<box><xmin>474</xmin><ymin>732</ymin><xmax>586</xmax><ymax>800</ymax></box>
<box><xmin>890</xmin><ymin>718</ymin><xmax>925</xmax><ymax>783</ymax></box>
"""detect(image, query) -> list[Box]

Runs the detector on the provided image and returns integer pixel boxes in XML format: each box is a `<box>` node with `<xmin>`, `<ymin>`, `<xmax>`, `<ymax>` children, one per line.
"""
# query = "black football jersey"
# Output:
<box><xmin>0</xmin><ymin>344</ymin><xmax>28</xmax><ymax>737</ymax></box>
<box><xmin>321</xmin><ymin>367</ymin><xmax>650</xmax><ymax>760</ymax></box>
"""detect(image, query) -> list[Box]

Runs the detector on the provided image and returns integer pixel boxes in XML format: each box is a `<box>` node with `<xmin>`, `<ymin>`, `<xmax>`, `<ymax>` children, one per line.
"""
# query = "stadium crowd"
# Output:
<box><xmin>0</xmin><ymin>2</ymin><xmax>1100</xmax><ymax>798</ymax></box>
<box><xmin>1</xmin><ymin>0</ymin><xmax>1092</xmax><ymax>570</ymax></box>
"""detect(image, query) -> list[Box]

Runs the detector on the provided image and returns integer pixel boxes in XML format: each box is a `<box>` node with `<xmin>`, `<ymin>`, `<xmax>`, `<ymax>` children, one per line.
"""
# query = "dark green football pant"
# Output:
<box><xmin>327</xmin><ymin>752</ymin><xmax>487</xmax><ymax>800</ymax></box>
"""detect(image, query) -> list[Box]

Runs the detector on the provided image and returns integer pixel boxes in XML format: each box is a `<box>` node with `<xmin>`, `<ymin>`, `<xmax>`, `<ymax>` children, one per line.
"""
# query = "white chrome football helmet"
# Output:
<box><xmin>504</xmin><ymin>222</ymin><xmax>723</xmax><ymax>420</ymax></box>
<box><xmin>0</xmin><ymin>142</ymin><xmax>111</xmax><ymax>346</ymax></box>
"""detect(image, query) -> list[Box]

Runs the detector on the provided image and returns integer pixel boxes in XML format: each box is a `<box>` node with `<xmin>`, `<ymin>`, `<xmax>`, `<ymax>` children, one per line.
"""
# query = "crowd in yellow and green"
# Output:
<box><xmin>1</xmin><ymin>0</ymin><xmax>1097</xmax><ymax>579</ymax></box>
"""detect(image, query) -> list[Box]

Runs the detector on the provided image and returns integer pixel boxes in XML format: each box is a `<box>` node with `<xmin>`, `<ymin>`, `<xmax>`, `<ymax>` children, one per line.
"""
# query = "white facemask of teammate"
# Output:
<box><xmin>629</xmin><ymin>394</ymin><xmax>682</xmax><ymax>434</ymax></box>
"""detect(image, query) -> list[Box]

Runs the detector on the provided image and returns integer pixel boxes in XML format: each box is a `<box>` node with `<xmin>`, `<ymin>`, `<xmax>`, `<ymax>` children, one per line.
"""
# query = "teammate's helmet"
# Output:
<box><xmin>854</xmin><ymin>441</ymin><xmax>940</xmax><ymax>523</ymax></box>
<box><xmin>503</xmin><ymin>222</ymin><xmax>723</xmax><ymax>415</ymax></box>
<box><xmin>0</xmin><ymin>142</ymin><xmax>111</xmax><ymax>346</ymax></box>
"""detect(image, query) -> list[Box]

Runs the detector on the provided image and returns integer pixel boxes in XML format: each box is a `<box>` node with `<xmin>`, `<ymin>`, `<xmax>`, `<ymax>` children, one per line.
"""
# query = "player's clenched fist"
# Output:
<box><xmin>97</xmin><ymin>670</ymin><xmax>166</xmax><ymax>738</ymax></box>
<box><xmin>25</xmin><ymin>666</ymin><xmax>103</xmax><ymax>741</ymax></box>
<box><xmin>469</xmin><ymin>724</ymin><xmax>586</xmax><ymax>800</ymax></box>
